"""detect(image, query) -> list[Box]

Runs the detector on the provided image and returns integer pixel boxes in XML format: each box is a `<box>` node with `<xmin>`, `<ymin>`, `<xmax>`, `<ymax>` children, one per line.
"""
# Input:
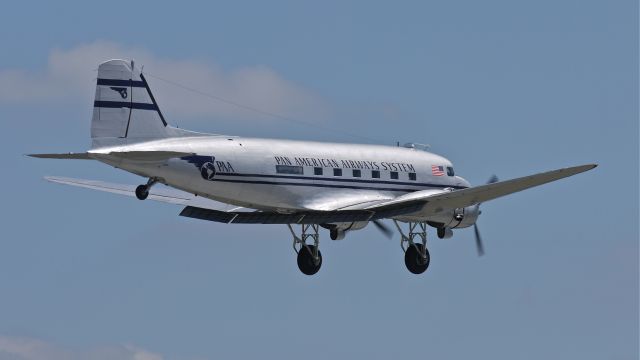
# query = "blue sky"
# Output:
<box><xmin>0</xmin><ymin>1</ymin><xmax>637</xmax><ymax>359</ymax></box>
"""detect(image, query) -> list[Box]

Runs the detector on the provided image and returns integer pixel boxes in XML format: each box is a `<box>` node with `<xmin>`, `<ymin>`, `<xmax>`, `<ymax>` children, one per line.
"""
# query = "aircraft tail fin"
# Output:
<box><xmin>91</xmin><ymin>59</ymin><xmax>206</xmax><ymax>148</ymax></box>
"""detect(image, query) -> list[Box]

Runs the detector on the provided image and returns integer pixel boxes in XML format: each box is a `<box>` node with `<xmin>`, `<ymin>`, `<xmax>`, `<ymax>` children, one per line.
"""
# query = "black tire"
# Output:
<box><xmin>437</xmin><ymin>227</ymin><xmax>445</xmax><ymax>239</ymax></box>
<box><xmin>297</xmin><ymin>245</ymin><xmax>322</xmax><ymax>275</ymax></box>
<box><xmin>404</xmin><ymin>243</ymin><xmax>430</xmax><ymax>274</ymax></box>
<box><xmin>135</xmin><ymin>185</ymin><xmax>149</xmax><ymax>200</ymax></box>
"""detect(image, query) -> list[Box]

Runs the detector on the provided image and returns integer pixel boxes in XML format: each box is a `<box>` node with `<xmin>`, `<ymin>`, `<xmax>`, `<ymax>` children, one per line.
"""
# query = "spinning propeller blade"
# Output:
<box><xmin>472</xmin><ymin>175</ymin><xmax>497</xmax><ymax>256</ymax></box>
<box><xmin>473</xmin><ymin>223</ymin><xmax>485</xmax><ymax>256</ymax></box>
<box><xmin>372</xmin><ymin>220</ymin><xmax>393</xmax><ymax>239</ymax></box>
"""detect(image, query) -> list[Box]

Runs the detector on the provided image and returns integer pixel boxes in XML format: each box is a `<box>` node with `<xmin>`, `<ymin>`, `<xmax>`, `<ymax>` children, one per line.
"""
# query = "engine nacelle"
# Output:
<box><xmin>438</xmin><ymin>227</ymin><xmax>454</xmax><ymax>239</ymax></box>
<box><xmin>325</xmin><ymin>221</ymin><xmax>368</xmax><ymax>240</ymax></box>
<box><xmin>430</xmin><ymin>204</ymin><xmax>480</xmax><ymax>229</ymax></box>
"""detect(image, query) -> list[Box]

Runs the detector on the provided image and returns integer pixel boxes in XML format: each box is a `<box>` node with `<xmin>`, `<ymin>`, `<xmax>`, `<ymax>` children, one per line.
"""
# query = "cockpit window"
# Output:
<box><xmin>446</xmin><ymin>166</ymin><xmax>455</xmax><ymax>176</ymax></box>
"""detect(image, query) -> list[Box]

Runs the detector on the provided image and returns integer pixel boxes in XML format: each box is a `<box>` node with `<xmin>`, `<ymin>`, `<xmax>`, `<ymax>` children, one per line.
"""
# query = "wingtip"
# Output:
<box><xmin>571</xmin><ymin>163</ymin><xmax>597</xmax><ymax>172</ymax></box>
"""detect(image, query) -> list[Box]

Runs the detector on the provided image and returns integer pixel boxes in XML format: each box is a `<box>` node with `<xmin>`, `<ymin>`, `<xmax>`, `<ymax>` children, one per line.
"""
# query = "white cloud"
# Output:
<box><xmin>0</xmin><ymin>41</ymin><xmax>328</xmax><ymax>122</ymax></box>
<box><xmin>0</xmin><ymin>336</ymin><xmax>166</xmax><ymax>360</ymax></box>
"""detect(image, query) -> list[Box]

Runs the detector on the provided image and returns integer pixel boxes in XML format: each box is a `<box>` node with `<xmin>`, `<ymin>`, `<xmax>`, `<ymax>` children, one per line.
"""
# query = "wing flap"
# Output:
<box><xmin>180</xmin><ymin>206</ymin><xmax>376</xmax><ymax>224</ymax></box>
<box><xmin>179</xmin><ymin>201</ymin><xmax>425</xmax><ymax>225</ymax></box>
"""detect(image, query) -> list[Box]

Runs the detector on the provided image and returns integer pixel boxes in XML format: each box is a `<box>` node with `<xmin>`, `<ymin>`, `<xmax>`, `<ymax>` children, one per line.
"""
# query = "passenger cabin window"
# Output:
<box><xmin>333</xmin><ymin>168</ymin><xmax>342</xmax><ymax>176</ymax></box>
<box><xmin>409</xmin><ymin>172</ymin><xmax>417</xmax><ymax>181</ymax></box>
<box><xmin>390</xmin><ymin>171</ymin><xmax>398</xmax><ymax>180</ymax></box>
<box><xmin>276</xmin><ymin>165</ymin><xmax>303</xmax><ymax>175</ymax></box>
<box><xmin>447</xmin><ymin>167</ymin><xmax>455</xmax><ymax>176</ymax></box>
<box><xmin>371</xmin><ymin>170</ymin><xmax>380</xmax><ymax>178</ymax></box>
<box><xmin>314</xmin><ymin>167</ymin><xmax>323</xmax><ymax>175</ymax></box>
<box><xmin>352</xmin><ymin>169</ymin><xmax>361</xmax><ymax>177</ymax></box>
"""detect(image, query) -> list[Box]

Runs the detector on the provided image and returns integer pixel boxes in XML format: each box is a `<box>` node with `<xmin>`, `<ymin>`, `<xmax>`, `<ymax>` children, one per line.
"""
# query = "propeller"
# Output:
<box><xmin>473</xmin><ymin>174</ymin><xmax>498</xmax><ymax>257</ymax></box>
<box><xmin>473</xmin><ymin>223</ymin><xmax>485</xmax><ymax>256</ymax></box>
<box><xmin>372</xmin><ymin>220</ymin><xmax>393</xmax><ymax>239</ymax></box>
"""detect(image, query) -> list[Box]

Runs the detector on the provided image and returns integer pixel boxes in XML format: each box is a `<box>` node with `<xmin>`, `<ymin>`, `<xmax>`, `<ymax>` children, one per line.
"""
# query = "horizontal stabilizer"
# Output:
<box><xmin>92</xmin><ymin>150</ymin><xmax>194</xmax><ymax>161</ymax></box>
<box><xmin>29</xmin><ymin>151</ymin><xmax>194</xmax><ymax>162</ymax></box>
<box><xmin>27</xmin><ymin>153</ymin><xmax>91</xmax><ymax>159</ymax></box>
<box><xmin>44</xmin><ymin>176</ymin><xmax>246</xmax><ymax>212</ymax></box>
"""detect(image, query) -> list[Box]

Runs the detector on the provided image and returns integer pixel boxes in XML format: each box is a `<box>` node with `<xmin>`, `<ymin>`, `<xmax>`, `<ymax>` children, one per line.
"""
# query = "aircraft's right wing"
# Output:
<box><xmin>365</xmin><ymin>164</ymin><xmax>598</xmax><ymax>217</ymax></box>
<box><xmin>45</xmin><ymin>176</ymin><xmax>247</xmax><ymax>212</ymax></box>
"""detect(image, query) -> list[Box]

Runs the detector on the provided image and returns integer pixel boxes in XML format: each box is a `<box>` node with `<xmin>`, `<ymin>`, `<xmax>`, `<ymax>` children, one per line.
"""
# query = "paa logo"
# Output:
<box><xmin>110</xmin><ymin>86</ymin><xmax>128</xmax><ymax>99</ymax></box>
<box><xmin>200</xmin><ymin>160</ymin><xmax>217</xmax><ymax>180</ymax></box>
<box><xmin>181</xmin><ymin>155</ymin><xmax>217</xmax><ymax>181</ymax></box>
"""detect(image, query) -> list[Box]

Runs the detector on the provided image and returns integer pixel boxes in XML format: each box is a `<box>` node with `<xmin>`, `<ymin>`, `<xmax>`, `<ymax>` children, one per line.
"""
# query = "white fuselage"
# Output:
<box><xmin>93</xmin><ymin>136</ymin><xmax>472</xmax><ymax>224</ymax></box>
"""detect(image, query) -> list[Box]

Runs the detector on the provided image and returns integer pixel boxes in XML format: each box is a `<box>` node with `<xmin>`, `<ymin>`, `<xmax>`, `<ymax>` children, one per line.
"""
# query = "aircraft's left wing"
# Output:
<box><xmin>44</xmin><ymin>176</ymin><xmax>246</xmax><ymax>212</ymax></box>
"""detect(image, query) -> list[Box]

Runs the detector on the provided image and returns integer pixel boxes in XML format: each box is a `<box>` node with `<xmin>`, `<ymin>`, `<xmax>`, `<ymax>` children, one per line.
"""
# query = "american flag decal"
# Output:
<box><xmin>431</xmin><ymin>165</ymin><xmax>445</xmax><ymax>176</ymax></box>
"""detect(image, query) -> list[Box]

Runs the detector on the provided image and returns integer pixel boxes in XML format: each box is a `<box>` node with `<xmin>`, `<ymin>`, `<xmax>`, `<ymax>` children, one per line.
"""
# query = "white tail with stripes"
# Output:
<box><xmin>91</xmin><ymin>59</ymin><xmax>174</xmax><ymax>148</ymax></box>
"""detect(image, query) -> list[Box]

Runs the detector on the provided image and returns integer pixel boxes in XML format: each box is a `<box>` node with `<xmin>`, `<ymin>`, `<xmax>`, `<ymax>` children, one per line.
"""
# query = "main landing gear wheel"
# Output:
<box><xmin>394</xmin><ymin>221</ymin><xmax>431</xmax><ymax>275</ymax></box>
<box><xmin>297</xmin><ymin>245</ymin><xmax>322</xmax><ymax>275</ymax></box>
<box><xmin>404</xmin><ymin>243</ymin><xmax>430</xmax><ymax>274</ymax></box>
<box><xmin>288</xmin><ymin>224</ymin><xmax>322</xmax><ymax>275</ymax></box>
<box><xmin>135</xmin><ymin>185</ymin><xmax>149</xmax><ymax>200</ymax></box>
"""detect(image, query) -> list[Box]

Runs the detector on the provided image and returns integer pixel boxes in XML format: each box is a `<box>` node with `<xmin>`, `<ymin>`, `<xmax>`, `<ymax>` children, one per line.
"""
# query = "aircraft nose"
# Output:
<box><xmin>456</xmin><ymin>176</ymin><xmax>471</xmax><ymax>188</ymax></box>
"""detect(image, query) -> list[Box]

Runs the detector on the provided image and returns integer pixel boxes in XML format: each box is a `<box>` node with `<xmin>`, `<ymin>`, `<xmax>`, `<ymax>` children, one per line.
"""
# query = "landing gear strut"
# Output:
<box><xmin>394</xmin><ymin>221</ymin><xmax>430</xmax><ymax>274</ymax></box>
<box><xmin>135</xmin><ymin>178</ymin><xmax>159</xmax><ymax>200</ymax></box>
<box><xmin>287</xmin><ymin>224</ymin><xmax>322</xmax><ymax>275</ymax></box>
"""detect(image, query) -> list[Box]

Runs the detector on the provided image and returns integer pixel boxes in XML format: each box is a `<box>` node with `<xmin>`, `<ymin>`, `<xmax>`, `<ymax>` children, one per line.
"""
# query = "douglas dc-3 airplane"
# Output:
<box><xmin>30</xmin><ymin>59</ymin><xmax>596</xmax><ymax>275</ymax></box>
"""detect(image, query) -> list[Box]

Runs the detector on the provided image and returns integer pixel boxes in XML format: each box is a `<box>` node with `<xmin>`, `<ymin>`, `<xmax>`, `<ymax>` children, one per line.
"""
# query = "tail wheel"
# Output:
<box><xmin>135</xmin><ymin>185</ymin><xmax>149</xmax><ymax>200</ymax></box>
<box><xmin>404</xmin><ymin>243</ymin><xmax>430</xmax><ymax>274</ymax></box>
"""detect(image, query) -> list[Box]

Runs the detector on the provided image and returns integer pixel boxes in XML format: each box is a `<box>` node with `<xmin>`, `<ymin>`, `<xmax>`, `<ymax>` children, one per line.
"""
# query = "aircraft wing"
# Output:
<box><xmin>365</xmin><ymin>164</ymin><xmax>597</xmax><ymax>217</ymax></box>
<box><xmin>45</xmin><ymin>164</ymin><xmax>596</xmax><ymax>225</ymax></box>
<box><xmin>179</xmin><ymin>164</ymin><xmax>596</xmax><ymax>224</ymax></box>
<box><xmin>44</xmin><ymin>176</ymin><xmax>246</xmax><ymax>212</ymax></box>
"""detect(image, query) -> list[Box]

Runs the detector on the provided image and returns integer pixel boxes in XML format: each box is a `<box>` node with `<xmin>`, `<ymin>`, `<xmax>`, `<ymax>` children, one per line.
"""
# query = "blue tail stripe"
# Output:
<box><xmin>97</xmin><ymin>78</ymin><xmax>146</xmax><ymax>87</ymax></box>
<box><xmin>94</xmin><ymin>100</ymin><xmax>158</xmax><ymax>110</ymax></box>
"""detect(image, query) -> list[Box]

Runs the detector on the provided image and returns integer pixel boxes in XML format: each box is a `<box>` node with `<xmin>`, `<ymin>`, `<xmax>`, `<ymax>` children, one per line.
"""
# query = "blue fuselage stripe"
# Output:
<box><xmin>210</xmin><ymin>172</ymin><xmax>466</xmax><ymax>192</ymax></box>
<box><xmin>215</xmin><ymin>172</ymin><xmax>465</xmax><ymax>189</ymax></box>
